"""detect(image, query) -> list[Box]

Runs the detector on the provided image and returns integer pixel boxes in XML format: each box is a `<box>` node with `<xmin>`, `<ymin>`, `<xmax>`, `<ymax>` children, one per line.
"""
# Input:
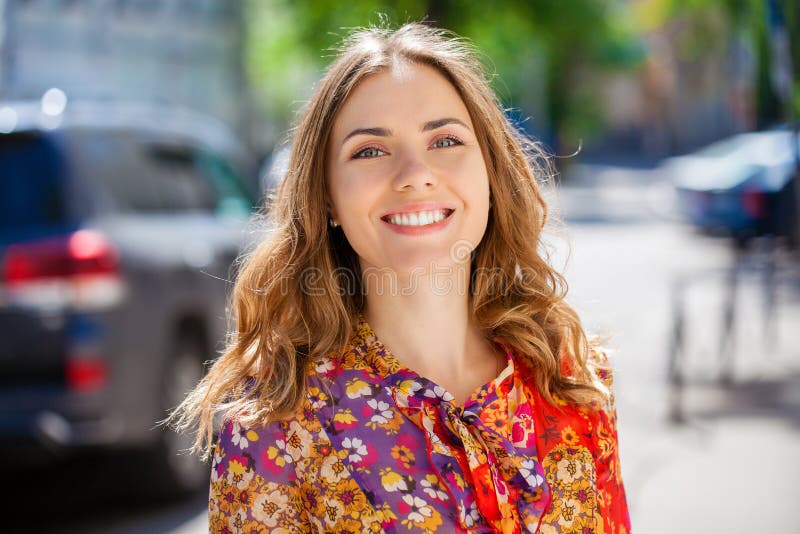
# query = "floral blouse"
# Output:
<box><xmin>209</xmin><ymin>317</ymin><xmax>630</xmax><ymax>533</ymax></box>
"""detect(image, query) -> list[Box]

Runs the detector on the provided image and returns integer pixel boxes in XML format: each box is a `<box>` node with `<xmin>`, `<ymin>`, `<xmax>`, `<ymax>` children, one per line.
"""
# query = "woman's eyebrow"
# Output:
<box><xmin>422</xmin><ymin>117</ymin><xmax>470</xmax><ymax>132</ymax></box>
<box><xmin>340</xmin><ymin>117</ymin><xmax>470</xmax><ymax>147</ymax></box>
<box><xmin>341</xmin><ymin>127</ymin><xmax>392</xmax><ymax>145</ymax></box>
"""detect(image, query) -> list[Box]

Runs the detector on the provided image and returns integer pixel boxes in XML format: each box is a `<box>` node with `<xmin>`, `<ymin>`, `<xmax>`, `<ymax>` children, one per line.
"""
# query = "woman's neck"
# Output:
<box><xmin>362</xmin><ymin>262</ymin><xmax>502</xmax><ymax>400</ymax></box>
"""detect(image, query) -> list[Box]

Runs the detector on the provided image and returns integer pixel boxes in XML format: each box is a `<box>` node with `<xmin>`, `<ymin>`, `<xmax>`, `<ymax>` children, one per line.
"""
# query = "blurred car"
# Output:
<box><xmin>665</xmin><ymin>129</ymin><xmax>798</xmax><ymax>239</ymax></box>
<box><xmin>0</xmin><ymin>99</ymin><xmax>257</xmax><ymax>495</ymax></box>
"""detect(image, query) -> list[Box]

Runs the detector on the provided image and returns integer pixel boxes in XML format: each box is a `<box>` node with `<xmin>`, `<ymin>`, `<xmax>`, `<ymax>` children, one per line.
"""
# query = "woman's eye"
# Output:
<box><xmin>431</xmin><ymin>136</ymin><xmax>462</xmax><ymax>149</ymax></box>
<box><xmin>353</xmin><ymin>146</ymin><xmax>385</xmax><ymax>159</ymax></box>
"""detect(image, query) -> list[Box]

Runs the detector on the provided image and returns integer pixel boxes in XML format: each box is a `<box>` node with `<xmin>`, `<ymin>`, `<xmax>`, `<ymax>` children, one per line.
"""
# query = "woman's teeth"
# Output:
<box><xmin>386</xmin><ymin>209</ymin><xmax>450</xmax><ymax>226</ymax></box>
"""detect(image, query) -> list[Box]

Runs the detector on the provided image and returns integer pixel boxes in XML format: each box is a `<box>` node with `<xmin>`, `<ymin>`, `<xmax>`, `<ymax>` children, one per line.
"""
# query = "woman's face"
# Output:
<box><xmin>326</xmin><ymin>62</ymin><xmax>491</xmax><ymax>277</ymax></box>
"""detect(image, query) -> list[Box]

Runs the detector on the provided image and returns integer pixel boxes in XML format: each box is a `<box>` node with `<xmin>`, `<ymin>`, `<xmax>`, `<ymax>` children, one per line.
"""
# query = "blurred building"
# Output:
<box><xmin>0</xmin><ymin>0</ymin><xmax>248</xmax><ymax>141</ymax></box>
<box><xmin>587</xmin><ymin>5</ymin><xmax>758</xmax><ymax>159</ymax></box>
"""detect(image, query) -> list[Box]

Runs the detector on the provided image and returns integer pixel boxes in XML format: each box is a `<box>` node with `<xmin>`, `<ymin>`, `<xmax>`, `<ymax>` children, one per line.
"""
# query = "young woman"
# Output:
<box><xmin>172</xmin><ymin>22</ymin><xmax>630</xmax><ymax>533</ymax></box>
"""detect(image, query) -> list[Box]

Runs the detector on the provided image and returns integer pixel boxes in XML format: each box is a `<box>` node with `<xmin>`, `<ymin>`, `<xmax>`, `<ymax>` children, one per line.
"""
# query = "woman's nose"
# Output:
<box><xmin>392</xmin><ymin>156</ymin><xmax>438</xmax><ymax>191</ymax></box>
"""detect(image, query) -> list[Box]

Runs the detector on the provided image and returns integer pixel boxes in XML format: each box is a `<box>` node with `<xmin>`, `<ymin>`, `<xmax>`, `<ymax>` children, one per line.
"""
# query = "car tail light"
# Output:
<box><xmin>65</xmin><ymin>314</ymin><xmax>109</xmax><ymax>393</ymax></box>
<box><xmin>65</xmin><ymin>357</ymin><xmax>109</xmax><ymax>392</ymax></box>
<box><xmin>742</xmin><ymin>189</ymin><xmax>766</xmax><ymax>219</ymax></box>
<box><xmin>2</xmin><ymin>230</ymin><xmax>126</xmax><ymax>311</ymax></box>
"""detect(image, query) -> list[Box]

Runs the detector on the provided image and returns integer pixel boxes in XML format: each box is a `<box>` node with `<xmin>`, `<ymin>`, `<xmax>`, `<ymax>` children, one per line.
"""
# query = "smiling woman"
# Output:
<box><xmin>169</xmin><ymin>22</ymin><xmax>630</xmax><ymax>533</ymax></box>
<box><xmin>327</xmin><ymin>62</ymin><xmax>490</xmax><ymax>278</ymax></box>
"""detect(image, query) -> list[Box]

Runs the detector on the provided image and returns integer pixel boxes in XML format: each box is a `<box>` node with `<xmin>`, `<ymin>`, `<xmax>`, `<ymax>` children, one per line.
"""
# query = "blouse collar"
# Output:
<box><xmin>337</xmin><ymin>313</ymin><xmax>551</xmax><ymax>532</ymax></box>
<box><xmin>349</xmin><ymin>313</ymin><xmax>515</xmax><ymax>410</ymax></box>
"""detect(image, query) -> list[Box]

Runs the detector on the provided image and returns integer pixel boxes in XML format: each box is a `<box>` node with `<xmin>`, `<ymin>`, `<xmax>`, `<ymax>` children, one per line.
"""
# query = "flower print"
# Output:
<box><xmin>420</xmin><ymin>417</ymin><xmax>446</xmax><ymax>451</ymax></box>
<box><xmin>424</xmin><ymin>384</ymin><xmax>455</xmax><ymax>402</ymax></box>
<box><xmin>211</xmin><ymin>445</ymin><xmax>226</xmax><ymax>481</ymax></box>
<box><xmin>523</xmin><ymin>484</ymin><xmax>544</xmax><ymax>503</ymax></box>
<box><xmin>339</xmin><ymin>518</ymin><xmax>364</xmax><ymax>534</ymax></box>
<box><xmin>345</xmin><ymin>377</ymin><xmax>375</xmax><ymax>399</ymax></box>
<box><xmin>569</xmin><ymin>478</ymin><xmax>597</xmax><ymax>510</ymax></box>
<box><xmin>558</xmin><ymin>497</ymin><xmax>578</xmax><ymax>523</ymax></box>
<box><xmin>366</xmin><ymin>519</ymin><xmax>384</xmax><ymax>533</ymax></box>
<box><xmin>451</xmin><ymin>470</ymin><xmax>468</xmax><ymax>492</ymax></box>
<box><xmin>340</xmin><ymin>348</ymin><xmax>360</xmax><ymax>368</ymax></box>
<box><xmin>335</xmin><ymin>477</ymin><xmax>368</xmax><ymax>510</ymax></box>
<box><xmin>567</xmin><ymin>515</ymin><xmax>598</xmax><ymax>533</ymax></box>
<box><xmin>379</xmin><ymin>467</ymin><xmax>409</xmax><ymax>492</ymax></box>
<box><xmin>261</xmin><ymin>443</ymin><xmax>292</xmax><ymax>475</ymax></box>
<box><xmin>397</xmin><ymin>378</ymin><xmax>423</xmax><ymax>395</ymax></box>
<box><xmin>482</xmin><ymin>407</ymin><xmax>508</xmax><ymax>434</ymax></box>
<box><xmin>379</xmin><ymin>410</ymin><xmax>404</xmax><ymax>434</ymax></box>
<box><xmin>251</xmin><ymin>484</ymin><xmax>289</xmax><ymax>526</ymax></box>
<box><xmin>398</xmin><ymin>494</ymin><xmax>443</xmax><ymax>531</ymax></box>
<box><xmin>510</xmin><ymin>410</ymin><xmax>536</xmax><ymax>447</ymax></box>
<box><xmin>400</xmin><ymin>494</ymin><xmax>434</xmax><ymax>522</ymax></box>
<box><xmin>321</xmin><ymin>497</ymin><xmax>345</xmax><ymax>526</ymax></box>
<box><xmin>519</xmin><ymin>459</ymin><xmax>545</xmax><ymax>488</ymax></box>
<box><xmin>208</xmin><ymin>511</ymin><xmax>227</xmax><ymax>533</ymax></box>
<box><xmin>391</xmin><ymin>443</ymin><xmax>416</xmax><ymax>471</ymax></box>
<box><xmin>231</xmin><ymin>422</ymin><xmax>257</xmax><ymax>450</ymax></box>
<box><xmin>314</xmin><ymin>441</ymin><xmax>334</xmax><ymax>457</ymax></box>
<box><xmin>306</xmin><ymin>386</ymin><xmax>329</xmax><ymax>410</ymax></box>
<box><xmin>561</xmin><ymin>425</ymin><xmax>580</xmax><ymax>446</ymax></box>
<box><xmin>217</xmin><ymin>480</ymin><xmax>241</xmax><ymax>515</ymax></box>
<box><xmin>230</xmin><ymin>458</ymin><xmax>256</xmax><ymax>490</ymax></box>
<box><xmin>226</xmin><ymin>509</ymin><xmax>247</xmax><ymax>533</ymax></box>
<box><xmin>241</xmin><ymin>520</ymin><xmax>269</xmax><ymax>534</ymax></box>
<box><xmin>461</xmin><ymin>501</ymin><xmax>481</xmax><ymax>527</ymax></box>
<box><xmin>299</xmin><ymin>481</ymin><xmax>321</xmax><ymax>511</ymax></box>
<box><xmin>390</xmin><ymin>433</ymin><xmax>420</xmax><ymax>473</ymax></box>
<box><xmin>226</xmin><ymin>454</ymin><xmax>252</xmax><ymax>487</ymax></box>
<box><xmin>374</xmin><ymin>502</ymin><xmax>399</xmax><ymax>527</ymax></box>
<box><xmin>420</xmin><ymin>473</ymin><xmax>450</xmax><ymax>502</ymax></box>
<box><xmin>234</xmin><ymin>484</ymin><xmax>255</xmax><ymax>509</ymax></box>
<box><xmin>320</xmin><ymin>451</ymin><xmax>348</xmax><ymax>483</ymax></box>
<box><xmin>333</xmin><ymin>408</ymin><xmax>359</xmax><ymax>431</ymax></box>
<box><xmin>365</xmin><ymin>398</ymin><xmax>394</xmax><ymax>428</ymax></box>
<box><xmin>420</xmin><ymin>510</ymin><xmax>444</xmax><ymax>532</ymax></box>
<box><xmin>342</xmin><ymin>436</ymin><xmax>368</xmax><ymax>463</ymax></box>
<box><xmin>314</xmin><ymin>357</ymin><xmax>335</xmax><ymax>375</ymax></box>
<box><xmin>556</xmin><ymin>456</ymin><xmax>583</xmax><ymax>484</ymax></box>
<box><xmin>283</xmin><ymin>420</ymin><xmax>312</xmax><ymax>462</ymax></box>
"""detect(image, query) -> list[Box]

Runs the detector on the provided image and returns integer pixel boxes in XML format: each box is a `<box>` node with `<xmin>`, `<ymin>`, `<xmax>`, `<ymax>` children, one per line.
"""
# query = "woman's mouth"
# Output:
<box><xmin>379</xmin><ymin>208</ymin><xmax>455</xmax><ymax>236</ymax></box>
<box><xmin>380</xmin><ymin>208</ymin><xmax>454</xmax><ymax>227</ymax></box>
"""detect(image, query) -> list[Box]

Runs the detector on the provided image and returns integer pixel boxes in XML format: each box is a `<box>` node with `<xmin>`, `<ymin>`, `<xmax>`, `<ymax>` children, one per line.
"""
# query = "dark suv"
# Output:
<box><xmin>0</xmin><ymin>100</ymin><xmax>257</xmax><ymax>494</ymax></box>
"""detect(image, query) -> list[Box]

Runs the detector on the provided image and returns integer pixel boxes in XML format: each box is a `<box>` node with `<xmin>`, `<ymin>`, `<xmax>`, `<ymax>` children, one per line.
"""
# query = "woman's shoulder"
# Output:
<box><xmin>212</xmin><ymin>391</ymin><xmax>325</xmax><ymax>484</ymax></box>
<box><xmin>585</xmin><ymin>343</ymin><xmax>618</xmax><ymax>414</ymax></box>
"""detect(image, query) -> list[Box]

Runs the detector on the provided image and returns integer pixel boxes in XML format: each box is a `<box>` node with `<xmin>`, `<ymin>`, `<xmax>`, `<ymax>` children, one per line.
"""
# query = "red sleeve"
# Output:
<box><xmin>593</xmin><ymin>399</ymin><xmax>630</xmax><ymax>533</ymax></box>
<box><xmin>591</xmin><ymin>349</ymin><xmax>631</xmax><ymax>533</ymax></box>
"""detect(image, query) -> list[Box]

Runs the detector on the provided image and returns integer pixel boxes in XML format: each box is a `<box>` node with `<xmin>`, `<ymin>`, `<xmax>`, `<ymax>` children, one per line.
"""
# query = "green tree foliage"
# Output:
<box><xmin>638</xmin><ymin>0</ymin><xmax>799</xmax><ymax>125</ymax></box>
<box><xmin>245</xmin><ymin>0</ymin><xmax>641</xmax><ymax>150</ymax></box>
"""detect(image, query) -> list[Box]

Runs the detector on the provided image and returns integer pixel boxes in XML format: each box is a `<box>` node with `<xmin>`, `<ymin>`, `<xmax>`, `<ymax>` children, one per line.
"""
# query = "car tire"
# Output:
<box><xmin>143</xmin><ymin>330</ymin><xmax>211</xmax><ymax>497</ymax></box>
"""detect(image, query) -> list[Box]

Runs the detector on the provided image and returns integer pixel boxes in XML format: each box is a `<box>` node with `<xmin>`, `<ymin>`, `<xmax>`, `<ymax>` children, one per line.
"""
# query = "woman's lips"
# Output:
<box><xmin>380</xmin><ymin>208</ymin><xmax>455</xmax><ymax>236</ymax></box>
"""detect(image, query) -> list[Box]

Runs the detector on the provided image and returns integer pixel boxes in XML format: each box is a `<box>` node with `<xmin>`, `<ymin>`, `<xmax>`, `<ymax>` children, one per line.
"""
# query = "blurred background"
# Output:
<box><xmin>1</xmin><ymin>0</ymin><xmax>798</xmax><ymax>532</ymax></box>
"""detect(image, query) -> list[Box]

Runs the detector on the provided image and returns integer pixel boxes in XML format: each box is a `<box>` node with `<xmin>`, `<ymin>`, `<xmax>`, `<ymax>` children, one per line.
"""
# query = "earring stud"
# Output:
<box><xmin>329</xmin><ymin>218</ymin><xmax>339</xmax><ymax>228</ymax></box>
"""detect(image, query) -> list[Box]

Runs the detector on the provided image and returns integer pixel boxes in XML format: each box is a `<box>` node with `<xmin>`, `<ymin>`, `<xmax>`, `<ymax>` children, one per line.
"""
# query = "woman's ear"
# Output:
<box><xmin>326</xmin><ymin>201</ymin><xmax>339</xmax><ymax>228</ymax></box>
<box><xmin>326</xmin><ymin>203</ymin><xmax>337</xmax><ymax>220</ymax></box>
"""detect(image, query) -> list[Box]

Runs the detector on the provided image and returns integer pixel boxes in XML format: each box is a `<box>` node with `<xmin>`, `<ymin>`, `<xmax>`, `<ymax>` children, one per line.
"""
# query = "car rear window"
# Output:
<box><xmin>68</xmin><ymin>130</ymin><xmax>252</xmax><ymax>216</ymax></box>
<box><xmin>0</xmin><ymin>133</ymin><xmax>68</xmax><ymax>231</ymax></box>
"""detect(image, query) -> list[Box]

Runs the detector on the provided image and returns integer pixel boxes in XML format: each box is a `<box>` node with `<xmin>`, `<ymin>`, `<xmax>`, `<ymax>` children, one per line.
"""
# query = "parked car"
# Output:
<box><xmin>665</xmin><ymin>129</ymin><xmax>798</xmax><ymax>240</ymax></box>
<box><xmin>0</xmin><ymin>99</ymin><xmax>258</xmax><ymax>495</ymax></box>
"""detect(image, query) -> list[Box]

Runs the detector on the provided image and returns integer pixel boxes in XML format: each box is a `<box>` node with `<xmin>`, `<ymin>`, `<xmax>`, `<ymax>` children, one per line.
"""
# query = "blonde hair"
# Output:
<box><xmin>170</xmin><ymin>22</ymin><xmax>608</xmax><ymax>459</ymax></box>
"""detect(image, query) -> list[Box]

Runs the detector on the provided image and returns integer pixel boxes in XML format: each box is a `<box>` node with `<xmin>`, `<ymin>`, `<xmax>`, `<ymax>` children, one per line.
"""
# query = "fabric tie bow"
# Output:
<box><xmin>391</xmin><ymin>376</ymin><xmax>551</xmax><ymax>534</ymax></box>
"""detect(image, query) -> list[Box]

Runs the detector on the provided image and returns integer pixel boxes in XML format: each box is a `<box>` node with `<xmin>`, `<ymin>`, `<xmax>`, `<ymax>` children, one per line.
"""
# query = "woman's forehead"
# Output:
<box><xmin>331</xmin><ymin>62</ymin><xmax>473</xmax><ymax>137</ymax></box>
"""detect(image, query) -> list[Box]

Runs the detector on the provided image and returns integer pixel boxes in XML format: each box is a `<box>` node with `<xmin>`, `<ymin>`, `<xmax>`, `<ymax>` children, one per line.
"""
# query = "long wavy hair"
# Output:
<box><xmin>170</xmin><ymin>22</ymin><xmax>608</xmax><ymax>459</ymax></box>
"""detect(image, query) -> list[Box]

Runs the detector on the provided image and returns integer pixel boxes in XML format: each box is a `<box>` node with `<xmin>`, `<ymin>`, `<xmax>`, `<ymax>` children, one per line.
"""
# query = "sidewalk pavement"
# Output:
<box><xmin>557</xmin><ymin>164</ymin><xmax>800</xmax><ymax>533</ymax></box>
